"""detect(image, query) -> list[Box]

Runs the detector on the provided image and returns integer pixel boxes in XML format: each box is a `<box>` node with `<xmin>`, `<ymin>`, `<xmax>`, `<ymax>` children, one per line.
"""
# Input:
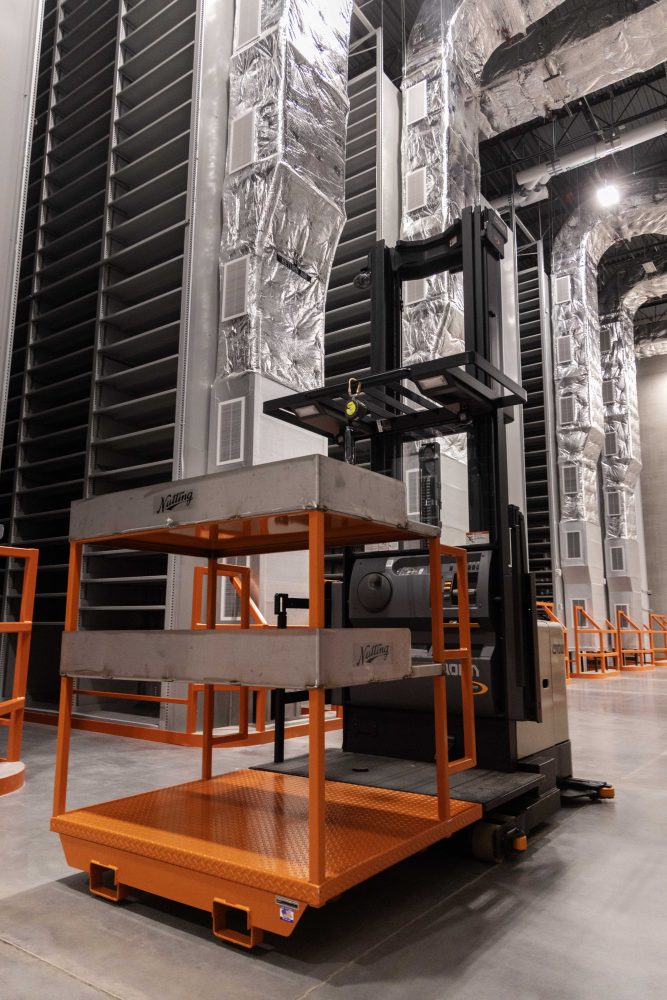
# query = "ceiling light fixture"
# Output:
<box><xmin>596</xmin><ymin>183</ymin><xmax>620</xmax><ymax>208</ymax></box>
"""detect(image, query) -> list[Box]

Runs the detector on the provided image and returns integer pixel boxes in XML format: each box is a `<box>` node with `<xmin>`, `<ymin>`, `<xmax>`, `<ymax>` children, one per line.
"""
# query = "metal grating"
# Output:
<box><xmin>80</xmin><ymin>0</ymin><xmax>196</xmax><ymax>635</ymax></box>
<box><xmin>324</xmin><ymin>62</ymin><xmax>379</xmax><ymax>387</ymax></box>
<box><xmin>0</xmin><ymin>0</ymin><xmax>197</xmax><ymax>708</ymax></box>
<box><xmin>0</xmin><ymin>0</ymin><xmax>59</xmax><ymax>692</ymax></box>
<box><xmin>517</xmin><ymin>240</ymin><xmax>557</xmax><ymax>601</ymax></box>
<box><xmin>2</xmin><ymin>0</ymin><xmax>116</xmax><ymax>705</ymax></box>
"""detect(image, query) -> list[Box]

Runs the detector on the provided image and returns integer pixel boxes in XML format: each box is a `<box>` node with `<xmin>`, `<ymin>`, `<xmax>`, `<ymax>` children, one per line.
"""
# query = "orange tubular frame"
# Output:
<box><xmin>429</xmin><ymin>540</ymin><xmax>476</xmax><ymax>791</ymax></box>
<box><xmin>0</xmin><ymin>546</ymin><xmax>38</xmax><ymax>794</ymax></box>
<box><xmin>615</xmin><ymin>609</ymin><xmax>654</xmax><ymax>671</ymax></box>
<box><xmin>51</xmin><ymin>512</ymin><xmax>480</xmax><ymax>947</ymax></box>
<box><xmin>41</xmin><ymin>555</ymin><xmax>340</xmax><ymax>751</ymax></box>
<box><xmin>647</xmin><ymin>613</ymin><xmax>667</xmax><ymax>667</ymax></box>
<box><xmin>571</xmin><ymin>606</ymin><xmax>619</xmax><ymax>678</ymax></box>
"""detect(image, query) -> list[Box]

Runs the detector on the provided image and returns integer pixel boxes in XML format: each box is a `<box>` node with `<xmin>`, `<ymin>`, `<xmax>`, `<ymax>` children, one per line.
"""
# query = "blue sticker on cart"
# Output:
<box><xmin>276</xmin><ymin>896</ymin><xmax>299</xmax><ymax>923</ymax></box>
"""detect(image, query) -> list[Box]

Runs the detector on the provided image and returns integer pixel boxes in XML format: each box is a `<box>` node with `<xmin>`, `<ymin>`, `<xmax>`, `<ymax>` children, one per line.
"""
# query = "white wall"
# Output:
<box><xmin>637</xmin><ymin>354</ymin><xmax>667</xmax><ymax>615</ymax></box>
<box><xmin>0</xmin><ymin>0</ymin><xmax>43</xmax><ymax>458</ymax></box>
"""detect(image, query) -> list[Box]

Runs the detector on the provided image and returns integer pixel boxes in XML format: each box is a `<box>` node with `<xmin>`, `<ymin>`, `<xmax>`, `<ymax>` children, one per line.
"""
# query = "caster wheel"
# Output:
<box><xmin>471</xmin><ymin>822</ymin><xmax>504</xmax><ymax>864</ymax></box>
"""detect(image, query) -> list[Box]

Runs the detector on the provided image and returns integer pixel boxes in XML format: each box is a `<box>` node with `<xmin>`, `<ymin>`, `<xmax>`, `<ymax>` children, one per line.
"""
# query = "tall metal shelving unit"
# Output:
<box><xmin>0</xmin><ymin>2</ymin><xmax>58</xmax><ymax>665</ymax></box>
<box><xmin>0</xmin><ymin>0</ymin><xmax>199</xmax><ymax>711</ymax></box>
<box><xmin>79</xmin><ymin>0</ymin><xmax>196</xmax><ymax>641</ymax></box>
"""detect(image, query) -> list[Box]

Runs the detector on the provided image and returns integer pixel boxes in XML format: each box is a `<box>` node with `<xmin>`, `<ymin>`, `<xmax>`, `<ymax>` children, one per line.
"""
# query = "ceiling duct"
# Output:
<box><xmin>481</xmin><ymin>0</ymin><xmax>667</xmax><ymax>137</ymax></box>
<box><xmin>218</xmin><ymin>0</ymin><xmax>353</xmax><ymax>393</ymax></box>
<box><xmin>626</xmin><ymin>275</ymin><xmax>667</xmax><ymax>358</ymax></box>
<box><xmin>552</xmin><ymin>177</ymin><xmax>667</xmax><ymax>620</ymax></box>
<box><xmin>400</xmin><ymin>0</ymin><xmax>562</xmax><ymax>365</ymax></box>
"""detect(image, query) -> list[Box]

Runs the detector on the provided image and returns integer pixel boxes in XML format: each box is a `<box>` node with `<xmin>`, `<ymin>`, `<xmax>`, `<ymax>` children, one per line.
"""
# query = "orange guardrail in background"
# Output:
<box><xmin>27</xmin><ymin>559</ymin><xmax>342</xmax><ymax>749</ymax></box>
<box><xmin>0</xmin><ymin>546</ymin><xmax>38</xmax><ymax>795</ymax></box>
<box><xmin>537</xmin><ymin>602</ymin><xmax>571</xmax><ymax>680</ymax></box>
<box><xmin>571</xmin><ymin>606</ymin><xmax>620</xmax><ymax>678</ymax></box>
<box><xmin>615</xmin><ymin>609</ymin><xmax>655</xmax><ymax>672</ymax></box>
<box><xmin>647</xmin><ymin>613</ymin><xmax>667</xmax><ymax>667</ymax></box>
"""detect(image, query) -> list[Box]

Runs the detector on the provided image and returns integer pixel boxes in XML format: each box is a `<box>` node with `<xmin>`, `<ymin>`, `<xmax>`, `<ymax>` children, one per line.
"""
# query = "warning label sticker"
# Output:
<box><xmin>276</xmin><ymin>896</ymin><xmax>299</xmax><ymax>923</ymax></box>
<box><xmin>466</xmin><ymin>530</ymin><xmax>490</xmax><ymax>545</ymax></box>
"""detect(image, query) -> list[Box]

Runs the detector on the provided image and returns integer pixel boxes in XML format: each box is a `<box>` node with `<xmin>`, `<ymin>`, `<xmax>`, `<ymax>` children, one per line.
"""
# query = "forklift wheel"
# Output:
<box><xmin>512</xmin><ymin>834</ymin><xmax>528</xmax><ymax>852</ymax></box>
<box><xmin>471</xmin><ymin>822</ymin><xmax>504</xmax><ymax>864</ymax></box>
<box><xmin>598</xmin><ymin>785</ymin><xmax>615</xmax><ymax>800</ymax></box>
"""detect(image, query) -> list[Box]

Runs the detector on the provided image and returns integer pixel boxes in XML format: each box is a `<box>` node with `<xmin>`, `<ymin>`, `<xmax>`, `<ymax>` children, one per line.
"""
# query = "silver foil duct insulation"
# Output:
<box><xmin>481</xmin><ymin>0</ymin><xmax>667</xmax><ymax>137</ymax></box>
<box><xmin>631</xmin><ymin>274</ymin><xmax>667</xmax><ymax>357</ymax></box>
<box><xmin>400</xmin><ymin>0</ymin><xmax>559</xmax><ymax>366</ymax></box>
<box><xmin>636</xmin><ymin>327</ymin><xmax>667</xmax><ymax>358</ymax></box>
<box><xmin>552</xmin><ymin>177</ymin><xmax>667</xmax><ymax>531</ymax></box>
<box><xmin>218</xmin><ymin>1</ymin><xmax>353</xmax><ymax>392</ymax></box>
<box><xmin>599</xmin><ymin>308</ymin><xmax>641</xmax><ymax>540</ymax></box>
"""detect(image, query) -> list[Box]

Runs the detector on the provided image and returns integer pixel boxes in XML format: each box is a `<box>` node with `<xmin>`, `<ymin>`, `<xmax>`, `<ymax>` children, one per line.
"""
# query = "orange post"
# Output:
<box><xmin>432</xmin><ymin>675</ymin><xmax>450</xmax><ymax>821</ymax></box>
<box><xmin>1</xmin><ymin>547</ymin><xmax>38</xmax><ymax>767</ymax></box>
<box><xmin>201</xmin><ymin>537</ymin><xmax>218</xmax><ymax>781</ymax></box>
<box><xmin>52</xmin><ymin>542</ymin><xmax>82</xmax><ymax>814</ymax></box>
<box><xmin>308</xmin><ymin>510</ymin><xmax>326</xmax><ymax>885</ymax></box>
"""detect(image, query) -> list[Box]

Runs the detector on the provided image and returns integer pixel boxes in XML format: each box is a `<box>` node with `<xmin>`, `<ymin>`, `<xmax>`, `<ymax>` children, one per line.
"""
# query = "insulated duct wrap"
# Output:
<box><xmin>481</xmin><ymin>0</ymin><xmax>667</xmax><ymax>136</ymax></box>
<box><xmin>636</xmin><ymin>325</ymin><xmax>667</xmax><ymax>358</ymax></box>
<box><xmin>552</xmin><ymin>179</ymin><xmax>667</xmax><ymax>532</ymax></box>
<box><xmin>400</xmin><ymin>0</ymin><xmax>559</xmax><ymax>365</ymax></box>
<box><xmin>219</xmin><ymin>0</ymin><xmax>353</xmax><ymax>392</ymax></box>
<box><xmin>628</xmin><ymin>275</ymin><xmax>667</xmax><ymax>358</ymax></box>
<box><xmin>599</xmin><ymin>307</ymin><xmax>641</xmax><ymax>540</ymax></box>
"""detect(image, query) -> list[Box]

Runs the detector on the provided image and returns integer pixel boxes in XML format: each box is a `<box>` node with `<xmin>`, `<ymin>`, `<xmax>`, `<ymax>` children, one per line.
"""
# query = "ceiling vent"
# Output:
<box><xmin>406</xmin><ymin>80</ymin><xmax>427</xmax><ymax>126</ymax></box>
<box><xmin>217</xmin><ymin>397</ymin><xmax>245</xmax><ymax>467</ymax></box>
<box><xmin>404</xmin><ymin>278</ymin><xmax>427</xmax><ymax>306</ymax></box>
<box><xmin>559</xmin><ymin>394</ymin><xmax>576</xmax><ymax>425</ymax></box>
<box><xmin>229</xmin><ymin>109</ymin><xmax>255</xmax><ymax>173</ymax></box>
<box><xmin>234</xmin><ymin>0</ymin><xmax>262</xmax><ymax>51</ymax></box>
<box><xmin>406</xmin><ymin>168</ymin><xmax>427</xmax><ymax>213</ymax></box>
<box><xmin>557</xmin><ymin>335</ymin><xmax>572</xmax><ymax>364</ymax></box>
<box><xmin>566</xmin><ymin>531</ymin><xmax>582</xmax><ymax>560</ymax></box>
<box><xmin>554</xmin><ymin>275</ymin><xmax>571</xmax><ymax>305</ymax></box>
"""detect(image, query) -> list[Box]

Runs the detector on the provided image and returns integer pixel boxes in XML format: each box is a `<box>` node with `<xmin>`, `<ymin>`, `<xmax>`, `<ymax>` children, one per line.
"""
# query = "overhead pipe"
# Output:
<box><xmin>501</xmin><ymin>116</ymin><xmax>667</xmax><ymax>202</ymax></box>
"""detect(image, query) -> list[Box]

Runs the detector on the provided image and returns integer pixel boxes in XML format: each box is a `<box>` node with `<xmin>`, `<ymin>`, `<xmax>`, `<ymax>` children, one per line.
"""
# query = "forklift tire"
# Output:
<box><xmin>471</xmin><ymin>822</ymin><xmax>504</xmax><ymax>864</ymax></box>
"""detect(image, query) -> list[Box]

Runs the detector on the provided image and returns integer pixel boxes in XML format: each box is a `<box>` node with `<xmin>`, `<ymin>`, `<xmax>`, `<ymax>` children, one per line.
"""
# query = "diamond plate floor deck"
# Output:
<box><xmin>51</xmin><ymin>768</ymin><xmax>481</xmax><ymax>905</ymax></box>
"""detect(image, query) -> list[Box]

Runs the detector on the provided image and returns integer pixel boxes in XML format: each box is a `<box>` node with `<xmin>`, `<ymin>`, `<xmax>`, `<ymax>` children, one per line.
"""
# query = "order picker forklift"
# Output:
<box><xmin>51</xmin><ymin>207</ymin><xmax>613</xmax><ymax>948</ymax></box>
<box><xmin>264</xmin><ymin>206</ymin><xmax>614</xmax><ymax>861</ymax></box>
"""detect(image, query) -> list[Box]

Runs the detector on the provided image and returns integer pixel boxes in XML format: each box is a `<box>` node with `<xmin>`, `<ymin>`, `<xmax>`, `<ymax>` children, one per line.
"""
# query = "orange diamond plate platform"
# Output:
<box><xmin>52</xmin><ymin>769</ymin><xmax>481</xmax><ymax>943</ymax></box>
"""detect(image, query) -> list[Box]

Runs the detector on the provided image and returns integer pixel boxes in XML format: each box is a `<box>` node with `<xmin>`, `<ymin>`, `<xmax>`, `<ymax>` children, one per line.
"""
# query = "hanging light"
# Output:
<box><xmin>596</xmin><ymin>183</ymin><xmax>620</xmax><ymax>208</ymax></box>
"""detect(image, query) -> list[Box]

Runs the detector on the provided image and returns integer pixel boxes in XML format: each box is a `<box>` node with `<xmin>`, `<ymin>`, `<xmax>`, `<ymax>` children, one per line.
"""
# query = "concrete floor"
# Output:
<box><xmin>1</xmin><ymin>672</ymin><xmax>666</xmax><ymax>1000</ymax></box>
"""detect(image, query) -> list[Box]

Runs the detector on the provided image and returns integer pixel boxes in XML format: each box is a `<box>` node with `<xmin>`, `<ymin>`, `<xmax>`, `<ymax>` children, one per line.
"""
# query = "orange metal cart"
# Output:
<box><xmin>51</xmin><ymin>457</ymin><xmax>480</xmax><ymax>946</ymax></box>
<box><xmin>0</xmin><ymin>546</ymin><xmax>38</xmax><ymax>796</ymax></box>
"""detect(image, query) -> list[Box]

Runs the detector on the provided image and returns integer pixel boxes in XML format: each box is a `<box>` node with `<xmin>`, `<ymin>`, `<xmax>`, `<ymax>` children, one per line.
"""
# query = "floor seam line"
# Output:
<box><xmin>290</xmin><ymin>867</ymin><xmax>492</xmax><ymax>1000</ymax></box>
<box><xmin>0</xmin><ymin>934</ymin><xmax>126</xmax><ymax>1000</ymax></box>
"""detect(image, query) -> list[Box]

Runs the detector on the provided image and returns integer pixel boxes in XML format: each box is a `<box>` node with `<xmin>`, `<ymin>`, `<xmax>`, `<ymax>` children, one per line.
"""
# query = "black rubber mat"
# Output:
<box><xmin>255</xmin><ymin>749</ymin><xmax>542</xmax><ymax>811</ymax></box>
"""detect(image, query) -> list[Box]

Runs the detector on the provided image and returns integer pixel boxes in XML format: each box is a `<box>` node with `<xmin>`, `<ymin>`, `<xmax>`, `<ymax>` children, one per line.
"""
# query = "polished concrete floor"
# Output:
<box><xmin>1</xmin><ymin>672</ymin><xmax>666</xmax><ymax>999</ymax></box>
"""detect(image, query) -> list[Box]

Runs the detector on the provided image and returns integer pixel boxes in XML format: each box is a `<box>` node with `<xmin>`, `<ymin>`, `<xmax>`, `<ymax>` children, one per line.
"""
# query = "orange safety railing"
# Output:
<box><xmin>0</xmin><ymin>547</ymin><xmax>38</xmax><ymax>793</ymax></box>
<box><xmin>615</xmin><ymin>609</ymin><xmax>654</xmax><ymax>671</ymax></box>
<box><xmin>187</xmin><ymin>563</ymin><xmax>268</xmax><ymax>742</ymax></box>
<box><xmin>537</xmin><ymin>601</ymin><xmax>571</xmax><ymax>679</ymax></box>
<box><xmin>571</xmin><ymin>606</ymin><xmax>619</xmax><ymax>678</ymax></box>
<box><xmin>647</xmin><ymin>613</ymin><xmax>667</xmax><ymax>667</ymax></box>
<box><xmin>430</xmin><ymin>543</ymin><xmax>476</xmax><ymax>775</ymax></box>
<box><xmin>30</xmin><ymin>559</ymin><xmax>342</xmax><ymax>748</ymax></box>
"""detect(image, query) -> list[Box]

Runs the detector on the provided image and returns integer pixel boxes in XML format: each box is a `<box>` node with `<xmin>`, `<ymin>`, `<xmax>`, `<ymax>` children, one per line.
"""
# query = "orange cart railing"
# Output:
<box><xmin>537</xmin><ymin>601</ymin><xmax>571</xmax><ymax>679</ymax></box>
<box><xmin>647</xmin><ymin>613</ymin><xmax>667</xmax><ymax>667</ymax></box>
<box><xmin>615</xmin><ymin>609</ymin><xmax>655</xmax><ymax>671</ymax></box>
<box><xmin>571</xmin><ymin>606</ymin><xmax>619</xmax><ymax>678</ymax></box>
<box><xmin>31</xmin><ymin>558</ymin><xmax>341</xmax><ymax>748</ymax></box>
<box><xmin>430</xmin><ymin>543</ymin><xmax>476</xmax><ymax>776</ymax></box>
<box><xmin>0</xmin><ymin>547</ymin><xmax>38</xmax><ymax>791</ymax></box>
